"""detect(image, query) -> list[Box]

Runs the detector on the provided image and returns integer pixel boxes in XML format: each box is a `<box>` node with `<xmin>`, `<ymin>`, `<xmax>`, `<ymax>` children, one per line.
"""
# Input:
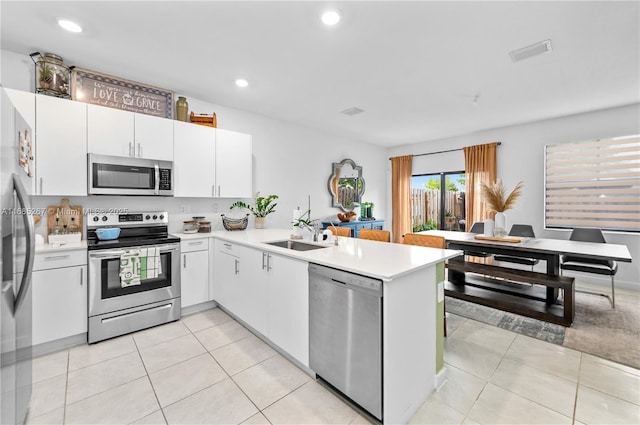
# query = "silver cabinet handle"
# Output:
<box><xmin>44</xmin><ymin>254</ymin><xmax>71</xmax><ymax>261</ymax></box>
<box><xmin>128</xmin><ymin>142</ymin><xmax>133</xmax><ymax>157</ymax></box>
<box><xmin>218</xmin><ymin>185</ymin><xmax>221</xmax><ymax>197</ymax></box>
<box><xmin>80</xmin><ymin>268</ymin><xmax>83</xmax><ymax>286</ymax></box>
<box><xmin>223</xmin><ymin>243</ymin><xmax>232</xmax><ymax>248</ymax></box>
<box><xmin>39</xmin><ymin>178</ymin><xmax>43</xmax><ymax>194</ymax></box>
<box><xmin>267</xmin><ymin>254</ymin><xmax>272</xmax><ymax>271</ymax></box>
<box><xmin>188</xmin><ymin>241</ymin><xmax>204</xmax><ymax>246</ymax></box>
<box><xmin>262</xmin><ymin>252</ymin><xmax>267</xmax><ymax>270</ymax></box>
<box><xmin>183</xmin><ymin>253</ymin><xmax>187</xmax><ymax>269</ymax></box>
<box><xmin>138</xmin><ymin>143</ymin><xmax>142</xmax><ymax>158</ymax></box>
<box><xmin>234</xmin><ymin>258</ymin><xmax>239</xmax><ymax>275</ymax></box>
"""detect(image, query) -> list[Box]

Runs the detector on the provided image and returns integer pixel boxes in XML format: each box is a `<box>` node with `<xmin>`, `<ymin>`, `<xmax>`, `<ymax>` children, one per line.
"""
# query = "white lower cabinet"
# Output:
<box><xmin>32</xmin><ymin>250</ymin><xmax>87</xmax><ymax>346</ymax></box>
<box><xmin>267</xmin><ymin>253</ymin><xmax>309</xmax><ymax>366</ymax></box>
<box><xmin>213</xmin><ymin>241</ymin><xmax>268</xmax><ymax>336</ymax></box>
<box><xmin>180</xmin><ymin>239</ymin><xmax>210</xmax><ymax>308</ymax></box>
<box><xmin>213</xmin><ymin>241</ymin><xmax>309</xmax><ymax>366</ymax></box>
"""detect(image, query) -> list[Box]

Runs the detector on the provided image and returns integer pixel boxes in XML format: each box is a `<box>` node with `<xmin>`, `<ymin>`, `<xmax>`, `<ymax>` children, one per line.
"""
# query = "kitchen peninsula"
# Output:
<box><xmin>178</xmin><ymin>228</ymin><xmax>461</xmax><ymax>424</ymax></box>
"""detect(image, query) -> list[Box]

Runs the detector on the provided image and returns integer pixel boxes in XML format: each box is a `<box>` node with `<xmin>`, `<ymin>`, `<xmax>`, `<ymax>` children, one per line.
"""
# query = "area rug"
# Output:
<box><xmin>446</xmin><ymin>291</ymin><xmax>640</xmax><ymax>369</ymax></box>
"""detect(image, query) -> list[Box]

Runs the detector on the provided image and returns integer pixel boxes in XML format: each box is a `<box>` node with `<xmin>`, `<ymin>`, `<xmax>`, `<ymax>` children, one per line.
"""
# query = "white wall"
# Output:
<box><xmin>1</xmin><ymin>49</ymin><xmax>388</xmax><ymax>235</ymax></box>
<box><xmin>388</xmin><ymin>104</ymin><xmax>640</xmax><ymax>290</ymax></box>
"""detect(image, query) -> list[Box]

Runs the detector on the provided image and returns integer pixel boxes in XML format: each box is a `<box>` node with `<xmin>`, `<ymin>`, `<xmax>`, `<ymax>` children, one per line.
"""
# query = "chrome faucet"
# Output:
<box><xmin>297</xmin><ymin>221</ymin><xmax>321</xmax><ymax>241</ymax></box>
<box><xmin>327</xmin><ymin>221</ymin><xmax>340</xmax><ymax>245</ymax></box>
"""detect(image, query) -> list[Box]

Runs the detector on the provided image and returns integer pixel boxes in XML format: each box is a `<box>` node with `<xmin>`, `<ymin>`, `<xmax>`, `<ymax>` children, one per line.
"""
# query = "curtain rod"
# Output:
<box><xmin>389</xmin><ymin>142</ymin><xmax>501</xmax><ymax>160</ymax></box>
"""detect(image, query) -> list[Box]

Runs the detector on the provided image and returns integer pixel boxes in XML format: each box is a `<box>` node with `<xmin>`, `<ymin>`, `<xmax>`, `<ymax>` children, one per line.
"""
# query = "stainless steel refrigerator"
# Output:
<box><xmin>1</xmin><ymin>88</ymin><xmax>35</xmax><ymax>425</ymax></box>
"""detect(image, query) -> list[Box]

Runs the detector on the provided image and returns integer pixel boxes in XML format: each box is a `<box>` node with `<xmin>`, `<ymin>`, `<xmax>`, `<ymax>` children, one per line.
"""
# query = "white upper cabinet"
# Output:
<box><xmin>87</xmin><ymin>104</ymin><xmax>173</xmax><ymax>160</ymax></box>
<box><xmin>134</xmin><ymin>113</ymin><xmax>173</xmax><ymax>161</ymax></box>
<box><xmin>87</xmin><ymin>104</ymin><xmax>134</xmax><ymax>157</ymax></box>
<box><xmin>35</xmin><ymin>94</ymin><xmax>87</xmax><ymax>196</ymax></box>
<box><xmin>4</xmin><ymin>88</ymin><xmax>35</xmax><ymax>129</ymax></box>
<box><xmin>173</xmin><ymin>121</ymin><xmax>216</xmax><ymax>197</ymax></box>
<box><xmin>174</xmin><ymin>126</ymin><xmax>252</xmax><ymax>198</ymax></box>
<box><xmin>216</xmin><ymin>128</ymin><xmax>252</xmax><ymax>198</ymax></box>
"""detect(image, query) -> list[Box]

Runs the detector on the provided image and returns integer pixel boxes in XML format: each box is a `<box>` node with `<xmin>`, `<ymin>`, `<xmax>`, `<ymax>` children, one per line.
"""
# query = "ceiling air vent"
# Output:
<box><xmin>509</xmin><ymin>39</ymin><xmax>552</xmax><ymax>62</ymax></box>
<box><xmin>340</xmin><ymin>107</ymin><xmax>364</xmax><ymax>116</ymax></box>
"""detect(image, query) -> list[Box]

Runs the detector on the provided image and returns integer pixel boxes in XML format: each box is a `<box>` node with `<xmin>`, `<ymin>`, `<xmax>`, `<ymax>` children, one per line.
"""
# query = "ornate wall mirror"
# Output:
<box><xmin>328</xmin><ymin>159</ymin><xmax>365</xmax><ymax>212</ymax></box>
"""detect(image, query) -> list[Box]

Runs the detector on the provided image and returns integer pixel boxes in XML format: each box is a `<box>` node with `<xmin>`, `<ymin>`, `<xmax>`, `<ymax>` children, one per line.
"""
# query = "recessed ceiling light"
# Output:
<box><xmin>321</xmin><ymin>10</ymin><xmax>341</xmax><ymax>26</ymax></box>
<box><xmin>235</xmin><ymin>78</ymin><xmax>249</xmax><ymax>88</ymax></box>
<box><xmin>58</xmin><ymin>19</ymin><xmax>82</xmax><ymax>33</ymax></box>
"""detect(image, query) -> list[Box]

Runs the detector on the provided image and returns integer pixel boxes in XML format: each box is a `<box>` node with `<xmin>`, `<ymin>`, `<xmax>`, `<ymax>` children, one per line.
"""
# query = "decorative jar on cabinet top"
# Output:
<box><xmin>35</xmin><ymin>53</ymin><xmax>71</xmax><ymax>98</ymax></box>
<box><xmin>176</xmin><ymin>96</ymin><xmax>189</xmax><ymax>121</ymax></box>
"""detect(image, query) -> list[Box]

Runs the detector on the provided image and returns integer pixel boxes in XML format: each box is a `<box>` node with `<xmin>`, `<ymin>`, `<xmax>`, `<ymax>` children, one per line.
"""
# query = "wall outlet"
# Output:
<box><xmin>212</xmin><ymin>203</ymin><xmax>219</xmax><ymax>213</ymax></box>
<box><xmin>179</xmin><ymin>204</ymin><xmax>189</xmax><ymax>213</ymax></box>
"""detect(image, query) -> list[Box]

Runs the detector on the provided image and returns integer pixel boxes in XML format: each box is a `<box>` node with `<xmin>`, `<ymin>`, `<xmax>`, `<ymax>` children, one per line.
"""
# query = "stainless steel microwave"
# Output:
<box><xmin>88</xmin><ymin>154</ymin><xmax>174</xmax><ymax>196</ymax></box>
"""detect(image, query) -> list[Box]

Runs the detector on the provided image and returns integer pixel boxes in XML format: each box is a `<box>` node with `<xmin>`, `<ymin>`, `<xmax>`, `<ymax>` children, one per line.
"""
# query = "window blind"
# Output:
<box><xmin>545</xmin><ymin>135</ymin><xmax>640</xmax><ymax>233</ymax></box>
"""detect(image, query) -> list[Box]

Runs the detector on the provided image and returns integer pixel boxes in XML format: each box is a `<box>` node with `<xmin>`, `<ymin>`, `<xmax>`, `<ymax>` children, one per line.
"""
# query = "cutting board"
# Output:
<box><xmin>47</xmin><ymin>198</ymin><xmax>83</xmax><ymax>236</ymax></box>
<box><xmin>474</xmin><ymin>234</ymin><xmax>522</xmax><ymax>243</ymax></box>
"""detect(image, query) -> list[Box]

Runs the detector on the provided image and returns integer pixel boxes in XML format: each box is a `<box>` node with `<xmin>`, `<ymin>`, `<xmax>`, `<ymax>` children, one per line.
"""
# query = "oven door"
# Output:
<box><xmin>88</xmin><ymin>243</ymin><xmax>180</xmax><ymax>317</ymax></box>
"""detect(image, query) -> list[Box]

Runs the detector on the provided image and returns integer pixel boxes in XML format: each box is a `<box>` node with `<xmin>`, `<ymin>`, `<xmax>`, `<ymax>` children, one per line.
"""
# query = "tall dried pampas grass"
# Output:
<box><xmin>482</xmin><ymin>180</ymin><xmax>523</xmax><ymax>212</ymax></box>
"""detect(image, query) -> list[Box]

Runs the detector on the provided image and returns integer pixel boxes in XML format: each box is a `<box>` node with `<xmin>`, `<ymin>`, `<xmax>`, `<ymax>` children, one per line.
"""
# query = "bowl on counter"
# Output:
<box><xmin>95</xmin><ymin>227</ymin><xmax>121</xmax><ymax>240</ymax></box>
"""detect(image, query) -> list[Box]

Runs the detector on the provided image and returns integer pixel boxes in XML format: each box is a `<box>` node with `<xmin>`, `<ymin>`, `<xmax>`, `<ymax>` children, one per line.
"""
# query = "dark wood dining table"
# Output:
<box><xmin>419</xmin><ymin>230</ymin><xmax>632</xmax><ymax>325</ymax></box>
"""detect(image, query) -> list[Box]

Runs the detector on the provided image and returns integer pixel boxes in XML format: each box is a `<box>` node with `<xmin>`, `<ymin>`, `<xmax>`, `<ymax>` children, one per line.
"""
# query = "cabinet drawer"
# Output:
<box><xmin>217</xmin><ymin>240</ymin><xmax>238</xmax><ymax>254</ymax></box>
<box><xmin>181</xmin><ymin>238</ymin><xmax>209</xmax><ymax>253</ymax></box>
<box><xmin>34</xmin><ymin>249</ymin><xmax>87</xmax><ymax>271</ymax></box>
<box><xmin>354</xmin><ymin>223</ymin><xmax>373</xmax><ymax>231</ymax></box>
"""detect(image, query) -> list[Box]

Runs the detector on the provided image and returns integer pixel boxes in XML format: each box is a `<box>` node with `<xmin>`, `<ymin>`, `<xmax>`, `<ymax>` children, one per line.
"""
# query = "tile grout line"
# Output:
<box><xmin>62</xmin><ymin>349</ymin><xmax>70</xmax><ymax>424</ymax></box>
<box><xmin>572</xmin><ymin>354</ymin><xmax>583</xmax><ymax>425</ymax></box>
<box><xmin>131</xmin><ymin>334</ymin><xmax>170</xmax><ymax>425</ymax></box>
<box><xmin>188</xmin><ymin>315</ymin><xmax>269</xmax><ymax>423</ymax></box>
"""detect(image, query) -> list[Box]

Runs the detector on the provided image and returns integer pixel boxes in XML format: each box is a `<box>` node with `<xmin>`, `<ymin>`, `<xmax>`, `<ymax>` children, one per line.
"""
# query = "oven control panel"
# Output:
<box><xmin>87</xmin><ymin>211</ymin><xmax>169</xmax><ymax>227</ymax></box>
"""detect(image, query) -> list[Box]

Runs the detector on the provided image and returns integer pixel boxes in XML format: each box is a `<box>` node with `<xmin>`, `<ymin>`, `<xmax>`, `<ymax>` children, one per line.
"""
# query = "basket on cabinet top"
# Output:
<box><xmin>221</xmin><ymin>214</ymin><xmax>249</xmax><ymax>231</ymax></box>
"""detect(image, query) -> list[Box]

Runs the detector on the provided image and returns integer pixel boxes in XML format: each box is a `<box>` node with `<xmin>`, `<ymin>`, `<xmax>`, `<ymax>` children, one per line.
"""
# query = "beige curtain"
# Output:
<box><xmin>463</xmin><ymin>142</ymin><xmax>498</xmax><ymax>231</ymax></box>
<box><xmin>391</xmin><ymin>155</ymin><xmax>413</xmax><ymax>243</ymax></box>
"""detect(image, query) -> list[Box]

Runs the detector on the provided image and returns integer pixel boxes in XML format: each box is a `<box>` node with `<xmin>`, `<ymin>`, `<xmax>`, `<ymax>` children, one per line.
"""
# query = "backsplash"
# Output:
<box><xmin>30</xmin><ymin>195</ymin><xmax>248</xmax><ymax>239</ymax></box>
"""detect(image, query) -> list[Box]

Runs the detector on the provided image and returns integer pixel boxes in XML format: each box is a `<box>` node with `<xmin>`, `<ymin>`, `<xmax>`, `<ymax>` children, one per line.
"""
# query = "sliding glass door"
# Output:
<box><xmin>411</xmin><ymin>172</ymin><xmax>466</xmax><ymax>232</ymax></box>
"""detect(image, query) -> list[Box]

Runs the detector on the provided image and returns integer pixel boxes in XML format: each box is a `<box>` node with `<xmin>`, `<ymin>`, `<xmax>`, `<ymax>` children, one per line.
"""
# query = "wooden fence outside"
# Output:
<box><xmin>412</xmin><ymin>188</ymin><xmax>465</xmax><ymax>230</ymax></box>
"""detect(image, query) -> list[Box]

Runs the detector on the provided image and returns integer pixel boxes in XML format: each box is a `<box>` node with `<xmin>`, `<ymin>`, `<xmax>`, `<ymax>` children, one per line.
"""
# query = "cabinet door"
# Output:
<box><xmin>213</xmin><ymin>248</ymin><xmax>240</xmax><ymax>311</ymax></box>
<box><xmin>173</xmin><ymin>121</ymin><xmax>215</xmax><ymax>197</ymax></box>
<box><xmin>215</xmin><ymin>128</ymin><xmax>252</xmax><ymax>198</ymax></box>
<box><xmin>354</xmin><ymin>222</ymin><xmax>373</xmax><ymax>238</ymax></box>
<box><xmin>35</xmin><ymin>95</ymin><xmax>87</xmax><ymax>196</ymax></box>
<box><xmin>134</xmin><ymin>113</ymin><xmax>174</xmax><ymax>160</ymax></box>
<box><xmin>87</xmin><ymin>104</ymin><xmax>134</xmax><ymax>156</ymax></box>
<box><xmin>235</xmin><ymin>245</ymin><xmax>269</xmax><ymax>336</ymax></box>
<box><xmin>181</xmin><ymin>250</ymin><xmax>209</xmax><ymax>308</ymax></box>
<box><xmin>268</xmin><ymin>254</ymin><xmax>309</xmax><ymax>366</ymax></box>
<box><xmin>4</xmin><ymin>88</ymin><xmax>35</xmax><ymax>129</ymax></box>
<box><xmin>32</xmin><ymin>266</ymin><xmax>87</xmax><ymax>345</ymax></box>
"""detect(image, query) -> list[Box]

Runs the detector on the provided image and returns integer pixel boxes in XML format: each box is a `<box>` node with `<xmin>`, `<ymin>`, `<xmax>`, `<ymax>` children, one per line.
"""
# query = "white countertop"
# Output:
<box><xmin>33</xmin><ymin>229</ymin><xmax>460</xmax><ymax>280</ymax></box>
<box><xmin>35</xmin><ymin>240</ymin><xmax>88</xmax><ymax>253</ymax></box>
<box><xmin>174</xmin><ymin>229</ymin><xmax>461</xmax><ymax>281</ymax></box>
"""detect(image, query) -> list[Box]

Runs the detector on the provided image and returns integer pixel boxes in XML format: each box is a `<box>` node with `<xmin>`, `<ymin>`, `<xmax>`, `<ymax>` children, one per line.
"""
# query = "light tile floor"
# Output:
<box><xmin>27</xmin><ymin>308</ymin><xmax>640</xmax><ymax>425</ymax></box>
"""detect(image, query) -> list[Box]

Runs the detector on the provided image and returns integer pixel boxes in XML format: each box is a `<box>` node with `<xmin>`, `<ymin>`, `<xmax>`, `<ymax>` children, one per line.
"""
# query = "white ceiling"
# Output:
<box><xmin>1</xmin><ymin>1</ymin><xmax>638</xmax><ymax>147</ymax></box>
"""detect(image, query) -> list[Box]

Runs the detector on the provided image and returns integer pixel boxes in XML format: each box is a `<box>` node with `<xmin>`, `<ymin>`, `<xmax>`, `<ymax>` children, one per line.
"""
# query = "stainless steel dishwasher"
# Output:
<box><xmin>309</xmin><ymin>263</ymin><xmax>383</xmax><ymax>421</ymax></box>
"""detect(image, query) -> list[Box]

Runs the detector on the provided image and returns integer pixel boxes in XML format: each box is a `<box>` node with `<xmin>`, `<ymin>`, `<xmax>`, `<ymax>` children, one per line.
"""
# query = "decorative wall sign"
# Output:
<box><xmin>71</xmin><ymin>67</ymin><xmax>174</xmax><ymax>119</ymax></box>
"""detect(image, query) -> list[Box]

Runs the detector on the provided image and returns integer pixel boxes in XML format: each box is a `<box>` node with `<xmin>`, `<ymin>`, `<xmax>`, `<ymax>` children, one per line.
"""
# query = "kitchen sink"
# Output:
<box><xmin>264</xmin><ymin>240</ymin><xmax>329</xmax><ymax>251</ymax></box>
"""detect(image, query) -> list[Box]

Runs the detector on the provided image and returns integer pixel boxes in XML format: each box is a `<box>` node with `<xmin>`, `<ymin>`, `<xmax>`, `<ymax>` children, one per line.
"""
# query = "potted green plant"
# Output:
<box><xmin>230</xmin><ymin>194</ymin><xmax>278</xmax><ymax>229</ymax></box>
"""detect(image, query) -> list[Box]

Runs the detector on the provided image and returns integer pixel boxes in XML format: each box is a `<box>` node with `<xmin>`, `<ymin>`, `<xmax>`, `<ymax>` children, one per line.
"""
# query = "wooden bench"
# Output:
<box><xmin>446</xmin><ymin>257</ymin><xmax>575</xmax><ymax>326</ymax></box>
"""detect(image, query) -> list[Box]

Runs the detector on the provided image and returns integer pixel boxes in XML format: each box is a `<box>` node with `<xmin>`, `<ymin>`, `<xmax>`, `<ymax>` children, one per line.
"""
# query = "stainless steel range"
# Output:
<box><xmin>87</xmin><ymin>211</ymin><xmax>181</xmax><ymax>343</ymax></box>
